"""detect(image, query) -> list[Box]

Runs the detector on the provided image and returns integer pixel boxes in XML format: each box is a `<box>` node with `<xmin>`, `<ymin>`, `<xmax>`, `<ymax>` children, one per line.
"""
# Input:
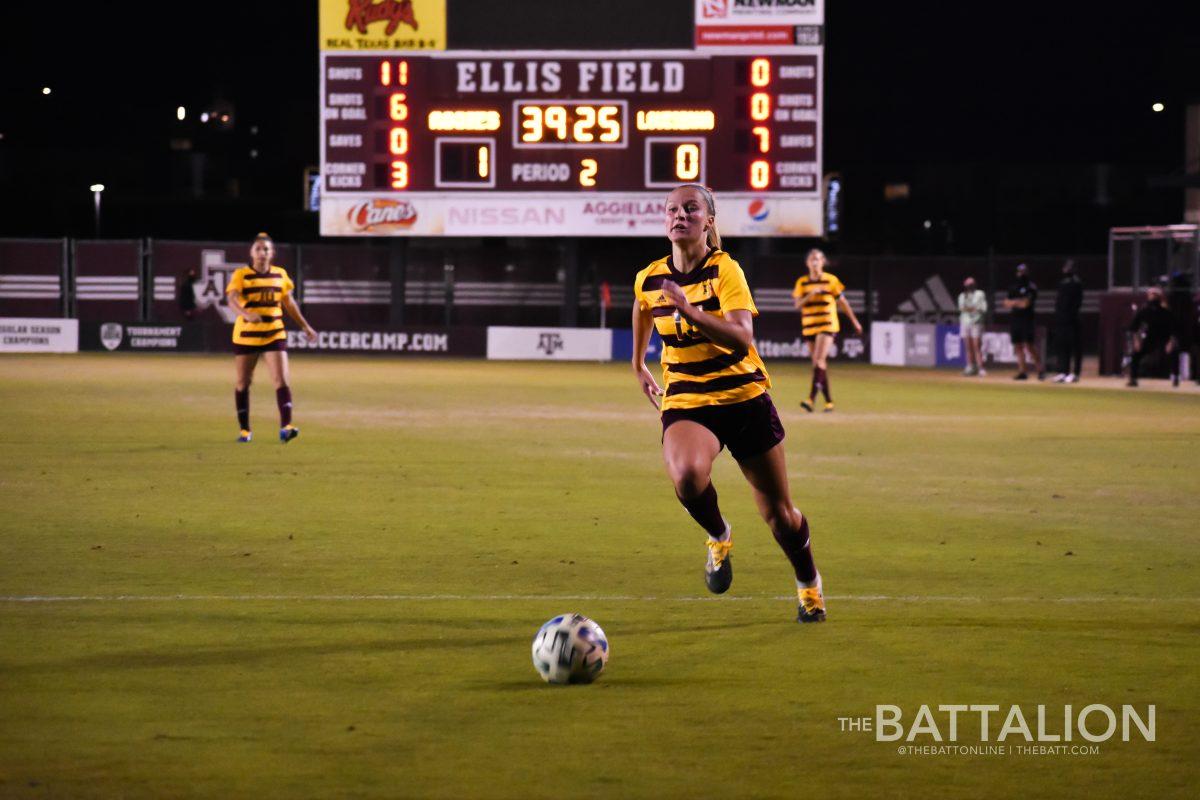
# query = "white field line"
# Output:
<box><xmin>1</xmin><ymin>593</ymin><xmax>1199</xmax><ymax>604</ymax></box>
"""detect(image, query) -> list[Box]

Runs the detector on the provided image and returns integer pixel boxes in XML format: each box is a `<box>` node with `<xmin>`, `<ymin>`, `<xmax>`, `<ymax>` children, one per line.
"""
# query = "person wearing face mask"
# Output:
<box><xmin>631</xmin><ymin>184</ymin><xmax>827</xmax><ymax>624</ymax></box>
<box><xmin>957</xmin><ymin>276</ymin><xmax>988</xmax><ymax>376</ymax></box>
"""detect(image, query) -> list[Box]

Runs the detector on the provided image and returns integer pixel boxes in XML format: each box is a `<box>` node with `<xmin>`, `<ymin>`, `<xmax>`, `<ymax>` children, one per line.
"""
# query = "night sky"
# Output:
<box><xmin>1</xmin><ymin>1</ymin><xmax>1197</xmax><ymax>251</ymax></box>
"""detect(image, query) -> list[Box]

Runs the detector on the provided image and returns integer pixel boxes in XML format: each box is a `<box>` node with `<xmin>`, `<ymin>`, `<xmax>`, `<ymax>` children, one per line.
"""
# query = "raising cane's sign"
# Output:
<box><xmin>319</xmin><ymin>0</ymin><xmax>446</xmax><ymax>51</ymax></box>
<box><xmin>347</xmin><ymin>199</ymin><xmax>419</xmax><ymax>232</ymax></box>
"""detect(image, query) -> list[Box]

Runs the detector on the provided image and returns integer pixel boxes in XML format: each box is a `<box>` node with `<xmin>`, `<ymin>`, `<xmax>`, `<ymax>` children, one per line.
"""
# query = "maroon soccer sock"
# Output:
<box><xmin>818</xmin><ymin>368</ymin><xmax>832</xmax><ymax>402</ymax></box>
<box><xmin>809</xmin><ymin>368</ymin><xmax>820</xmax><ymax>401</ymax></box>
<box><xmin>276</xmin><ymin>386</ymin><xmax>293</xmax><ymax>427</ymax></box>
<box><xmin>235</xmin><ymin>389</ymin><xmax>250</xmax><ymax>431</ymax></box>
<box><xmin>774</xmin><ymin>512</ymin><xmax>818</xmax><ymax>584</ymax></box>
<box><xmin>677</xmin><ymin>482</ymin><xmax>728</xmax><ymax>539</ymax></box>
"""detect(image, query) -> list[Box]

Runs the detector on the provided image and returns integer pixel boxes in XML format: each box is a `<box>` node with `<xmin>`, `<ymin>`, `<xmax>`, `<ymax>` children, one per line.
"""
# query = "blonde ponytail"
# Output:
<box><xmin>708</xmin><ymin>221</ymin><xmax>722</xmax><ymax>251</ymax></box>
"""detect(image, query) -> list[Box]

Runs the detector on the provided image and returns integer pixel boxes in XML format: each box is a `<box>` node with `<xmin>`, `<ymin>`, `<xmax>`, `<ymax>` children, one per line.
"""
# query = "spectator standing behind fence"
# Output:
<box><xmin>1003</xmin><ymin>263</ymin><xmax>1045</xmax><ymax>381</ymax></box>
<box><xmin>1051</xmin><ymin>260</ymin><xmax>1084</xmax><ymax>384</ymax></box>
<box><xmin>178</xmin><ymin>269</ymin><xmax>198</xmax><ymax>320</ymax></box>
<box><xmin>1166</xmin><ymin>270</ymin><xmax>1196</xmax><ymax>387</ymax></box>
<box><xmin>957</xmin><ymin>277</ymin><xmax>987</xmax><ymax>376</ymax></box>
<box><xmin>1126</xmin><ymin>286</ymin><xmax>1177</xmax><ymax>388</ymax></box>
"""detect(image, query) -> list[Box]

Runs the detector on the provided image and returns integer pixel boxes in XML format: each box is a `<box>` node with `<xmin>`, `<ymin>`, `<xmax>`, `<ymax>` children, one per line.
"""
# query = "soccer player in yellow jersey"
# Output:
<box><xmin>792</xmin><ymin>248</ymin><xmax>862</xmax><ymax>412</ymax></box>
<box><xmin>632</xmin><ymin>185</ymin><xmax>826</xmax><ymax>623</ymax></box>
<box><xmin>224</xmin><ymin>233</ymin><xmax>317</xmax><ymax>443</ymax></box>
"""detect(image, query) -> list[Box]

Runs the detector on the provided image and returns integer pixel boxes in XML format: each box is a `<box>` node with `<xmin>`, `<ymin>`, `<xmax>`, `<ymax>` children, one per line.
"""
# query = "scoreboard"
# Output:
<box><xmin>317</xmin><ymin>6</ymin><xmax>824</xmax><ymax>237</ymax></box>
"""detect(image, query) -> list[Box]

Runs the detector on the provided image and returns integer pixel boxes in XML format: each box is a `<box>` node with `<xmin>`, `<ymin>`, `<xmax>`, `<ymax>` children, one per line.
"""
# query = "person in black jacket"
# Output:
<box><xmin>1051</xmin><ymin>260</ymin><xmax>1084</xmax><ymax>383</ymax></box>
<box><xmin>1127</xmin><ymin>286</ymin><xmax>1177</xmax><ymax>387</ymax></box>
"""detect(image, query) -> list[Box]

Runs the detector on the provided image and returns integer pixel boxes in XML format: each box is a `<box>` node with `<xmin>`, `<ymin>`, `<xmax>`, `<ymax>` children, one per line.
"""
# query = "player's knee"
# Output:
<box><xmin>669</xmin><ymin>460</ymin><xmax>710</xmax><ymax>498</ymax></box>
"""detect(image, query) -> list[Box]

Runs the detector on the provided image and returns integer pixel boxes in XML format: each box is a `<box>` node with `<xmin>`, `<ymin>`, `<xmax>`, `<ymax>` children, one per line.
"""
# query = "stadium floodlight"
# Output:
<box><xmin>177</xmin><ymin>106</ymin><xmax>186</xmax><ymax>121</ymax></box>
<box><xmin>1152</xmin><ymin>102</ymin><xmax>1165</xmax><ymax>112</ymax></box>
<box><xmin>41</xmin><ymin>86</ymin><xmax>51</xmax><ymax>95</ymax></box>
<box><xmin>90</xmin><ymin>184</ymin><xmax>105</xmax><ymax>237</ymax></box>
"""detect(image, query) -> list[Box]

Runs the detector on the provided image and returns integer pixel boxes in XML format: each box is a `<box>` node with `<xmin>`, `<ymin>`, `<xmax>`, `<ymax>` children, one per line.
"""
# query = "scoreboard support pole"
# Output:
<box><xmin>389</xmin><ymin>238</ymin><xmax>408</xmax><ymax>325</ymax></box>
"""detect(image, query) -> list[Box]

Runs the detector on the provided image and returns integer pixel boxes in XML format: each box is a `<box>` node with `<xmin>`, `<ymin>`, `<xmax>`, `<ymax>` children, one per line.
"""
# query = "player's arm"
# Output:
<box><xmin>631</xmin><ymin>302</ymin><xmax>662</xmax><ymax>409</ymax></box>
<box><xmin>282</xmin><ymin>294</ymin><xmax>318</xmax><ymax>342</ymax></box>
<box><xmin>836</xmin><ymin>294</ymin><xmax>863</xmax><ymax>335</ymax></box>
<box><xmin>224</xmin><ymin>289</ymin><xmax>262</xmax><ymax>323</ymax></box>
<box><xmin>660</xmin><ymin>279</ymin><xmax>753</xmax><ymax>352</ymax></box>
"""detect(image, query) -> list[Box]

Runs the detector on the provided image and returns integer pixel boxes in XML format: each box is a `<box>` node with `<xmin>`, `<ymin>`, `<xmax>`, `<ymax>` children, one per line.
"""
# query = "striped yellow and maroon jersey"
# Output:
<box><xmin>792</xmin><ymin>271</ymin><xmax>846</xmax><ymax>336</ymax></box>
<box><xmin>225</xmin><ymin>265</ymin><xmax>293</xmax><ymax>346</ymax></box>
<box><xmin>634</xmin><ymin>249</ymin><xmax>771</xmax><ymax>411</ymax></box>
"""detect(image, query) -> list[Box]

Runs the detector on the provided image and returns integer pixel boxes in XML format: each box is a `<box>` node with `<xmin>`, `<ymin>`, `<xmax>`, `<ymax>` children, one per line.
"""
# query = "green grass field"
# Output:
<box><xmin>1</xmin><ymin>354</ymin><xmax>1198</xmax><ymax>799</ymax></box>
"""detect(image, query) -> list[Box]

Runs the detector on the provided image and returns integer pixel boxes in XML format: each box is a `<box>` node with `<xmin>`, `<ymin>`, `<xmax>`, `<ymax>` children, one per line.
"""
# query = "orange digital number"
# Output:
<box><xmin>390</xmin><ymin>161</ymin><xmax>409</xmax><ymax>189</ymax></box>
<box><xmin>750</xmin><ymin>58</ymin><xmax>771</xmax><ymax>87</ymax></box>
<box><xmin>751</xmin><ymin>126</ymin><xmax>770</xmax><ymax>153</ymax></box>
<box><xmin>477</xmin><ymin>145</ymin><xmax>490</xmax><ymax>179</ymax></box>
<box><xmin>545</xmin><ymin>106</ymin><xmax>568</xmax><ymax>140</ymax></box>
<box><xmin>675</xmin><ymin>144</ymin><xmax>700</xmax><ymax>181</ymax></box>
<box><xmin>750</xmin><ymin>93</ymin><xmax>771</xmax><ymax>122</ymax></box>
<box><xmin>598</xmin><ymin>106</ymin><xmax>620</xmax><ymax>143</ymax></box>
<box><xmin>580</xmin><ymin>158</ymin><xmax>598</xmax><ymax>187</ymax></box>
<box><xmin>389</xmin><ymin>93</ymin><xmax>409</xmax><ymax>122</ymax></box>
<box><xmin>389</xmin><ymin>127</ymin><xmax>409</xmax><ymax>156</ymax></box>
<box><xmin>573</xmin><ymin>106</ymin><xmax>596</xmax><ymax>142</ymax></box>
<box><xmin>520</xmin><ymin>106</ymin><xmax>543</xmax><ymax>142</ymax></box>
<box><xmin>749</xmin><ymin>160</ymin><xmax>770</xmax><ymax>189</ymax></box>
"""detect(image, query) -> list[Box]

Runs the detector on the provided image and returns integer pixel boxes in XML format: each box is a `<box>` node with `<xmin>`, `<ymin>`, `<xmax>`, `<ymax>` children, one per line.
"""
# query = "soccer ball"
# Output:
<box><xmin>531</xmin><ymin>613</ymin><xmax>609</xmax><ymax>684</ymax></box>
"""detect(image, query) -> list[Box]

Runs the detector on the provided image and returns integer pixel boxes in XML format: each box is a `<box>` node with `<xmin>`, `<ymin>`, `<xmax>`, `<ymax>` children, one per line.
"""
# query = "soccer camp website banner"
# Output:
<box><xmin>320</xmin><ymin>0</ymin><xmax>447</xmax><ymax>51</ymax></box>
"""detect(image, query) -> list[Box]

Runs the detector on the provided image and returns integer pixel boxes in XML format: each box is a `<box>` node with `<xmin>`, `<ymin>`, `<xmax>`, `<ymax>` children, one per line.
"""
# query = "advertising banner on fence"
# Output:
<box><xmin>868</xmin><ymin>321</ymin><xmax>1026</xmax><ymax>367</ymax></box>
<box><xmin>79</xmin><ymin>322</ymin><xmax>485</xmax><ymax>356</ymax></box>
<box><xmin>611</xmin><ymin>328</ymin><xmax>664</xmax><ymax>363</ymax></box>
<box><xmin>287</xmin><ymin>326</ymin><xmax>485</xmax><ymax>355</ymax></box>
<box><xmin>754</xmin><ymin>334</ymin><xmax>865</xmax><ymax>361</ymax></box>
<box><xmin>0</xmin><ymin>318</ymin><xmax>78</xmax><ymax>353</ymax></box>
<box><xmin>320</xmin><ymin>194</ymin><xmax>823</xmax><ymax>238</ymax></box>
<box><xmin>86</xmin><ymin>323</ymin><xmax>205</xmax><ymax>351</ymax></box>
<box><xmin>870</xmin><ymin>322</ymin><xmax>906</xmax><ymax>366</ymax></box>
<box><xmin>488</xmin><ymin>326</ymin><xmax>613</xmax><ymax>361</ymax></box>
<box><xmin>904</xmin><ymin>323</ymin><xmax>937</xmax><ymax>368</ymax></box>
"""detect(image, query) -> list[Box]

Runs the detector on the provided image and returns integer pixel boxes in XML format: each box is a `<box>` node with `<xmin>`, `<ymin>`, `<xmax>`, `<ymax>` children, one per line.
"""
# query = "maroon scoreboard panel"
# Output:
<box><xmin>319</xmin><ymin>51</ymin><xmax>822</xmax><ymax>237</ymax></box>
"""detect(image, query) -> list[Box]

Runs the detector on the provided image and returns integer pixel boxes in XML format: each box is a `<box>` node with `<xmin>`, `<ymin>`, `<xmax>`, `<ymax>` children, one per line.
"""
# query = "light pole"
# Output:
<box><xmin>90</xmin><ymin>184</ymin><xmax>105</xmax><ymax>237</ymax></box>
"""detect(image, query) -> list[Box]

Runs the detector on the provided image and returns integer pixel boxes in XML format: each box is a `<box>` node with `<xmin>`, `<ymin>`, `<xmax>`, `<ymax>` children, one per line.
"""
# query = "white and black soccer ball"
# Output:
<box><xmin>531</xmin><ymin>613</ymin><xmax>609</xmax><ymax>685</ymax></box>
